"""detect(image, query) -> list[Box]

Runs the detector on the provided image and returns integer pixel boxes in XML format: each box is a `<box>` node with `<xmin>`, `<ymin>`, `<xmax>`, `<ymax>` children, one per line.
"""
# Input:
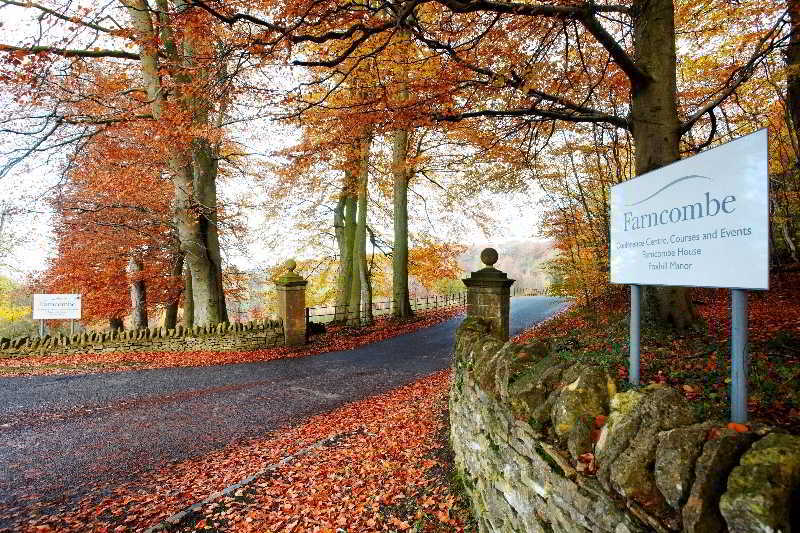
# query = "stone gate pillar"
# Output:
<box><xmin>275</xmin><ymin>259</ymin><xmax>308</xmax><ymax>346</ymax></box>
<box><xmin>462</xmin><ymin>248</ymin><xmax>515</xmax><ymax>341</ymax></box>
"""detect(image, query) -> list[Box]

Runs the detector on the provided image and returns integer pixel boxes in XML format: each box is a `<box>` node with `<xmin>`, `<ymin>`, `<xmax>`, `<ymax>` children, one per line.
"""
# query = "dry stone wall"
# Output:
<box><xmin>451</xmin><ymin>317</ymin><xmax>800</xmax><ymax>533</ymax></box>
<box><xmin>0</xmin><ymin>320</ymin><xmax>284</xmax><ymax>357</ymax></box>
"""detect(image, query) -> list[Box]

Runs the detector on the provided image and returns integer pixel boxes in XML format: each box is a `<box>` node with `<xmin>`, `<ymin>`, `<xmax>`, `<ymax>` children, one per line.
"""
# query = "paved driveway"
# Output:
<box><xmin>0</xmin><ymin>296</ymin><xmax>567</xmax><ymax>520</ymax></box>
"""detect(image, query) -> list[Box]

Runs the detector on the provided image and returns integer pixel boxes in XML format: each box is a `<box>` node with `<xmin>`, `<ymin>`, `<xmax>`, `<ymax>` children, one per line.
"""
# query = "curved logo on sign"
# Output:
<box><xmin>625</xmin><ymin>175</ymin><xmax>713</xmax><ymax>207</ymax></box>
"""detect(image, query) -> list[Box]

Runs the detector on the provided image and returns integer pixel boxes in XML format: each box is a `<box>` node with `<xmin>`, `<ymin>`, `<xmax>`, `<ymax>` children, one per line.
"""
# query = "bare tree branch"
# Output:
<box><xmin>436</xmin><ymin>105</ymin><xmax>630</xmax><ymax>129</ymax></box>
<box><xmin>0</xmin><ymin>0</ymin><xmax>117</xmax><ymax>34</ymax></box>
<box><xmin>680</xmin><ymin>10</ymin><xmax>790</xmax><ymax>134</ymax></box>
<box><xmin>0</xmin><ymin>44</ymin><xmax>140</xmax><ymax>60</ymax></box>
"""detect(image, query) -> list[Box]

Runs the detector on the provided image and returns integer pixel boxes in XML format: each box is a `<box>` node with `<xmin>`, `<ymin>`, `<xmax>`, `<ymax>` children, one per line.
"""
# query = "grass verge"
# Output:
<box><xmin>513</xmin><ymin>273</ymin><xmax>800</xmax><ymax>430</ymax></box>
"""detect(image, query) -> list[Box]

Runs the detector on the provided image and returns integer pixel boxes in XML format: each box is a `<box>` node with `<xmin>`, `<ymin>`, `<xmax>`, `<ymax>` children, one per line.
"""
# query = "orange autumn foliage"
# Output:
<box><xmin>39</xmin><ymin>121</ymin><xmax>181</xmax><ymax>324</ymax></box>
<box><xmin>409</xmin><ymin>240</ymin><xmax>466</xmax><ymax>291</ymax></box>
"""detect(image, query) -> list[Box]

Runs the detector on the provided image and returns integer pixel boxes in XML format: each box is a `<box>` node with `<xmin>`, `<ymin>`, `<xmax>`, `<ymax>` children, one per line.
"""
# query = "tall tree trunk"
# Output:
<box><xmin>128</xmin><ymin>257</ymin><xmax>148</xmax><ymax>329</ymax></box>
<box><xmin>335</xmin><ymin>179</ymin><xmax>357</xmax><ymax>322</ymax></box>
<box><xmin>360</xmin><ymin>253</ymin><xmax>373</xmax><ymax>323</ymax></box>
<box><xmin>169</xmin><ymin>143</ymin><xmax>227</xmax><ymax>328</ymax></box>
<box><xmin>631</xmin><ymin>0</ymin><xmax>696</xmax><ymax>329</ymax></box>
<box><xmin>333</xmin><ymin>196</ymin><xmax>349</xmax><ymax>322</ymax></box>
<box><xmin>342</xmin><ymin>192</ymin><xmax>357</xmax><ymax>322</ymax></box>
<box><xmin>348</xmin><ymin>129</ymin><xmax>373</xmax><ymax>325</ymax></box>
<box><xmin>163</xmin><ymin>251</ymin><xmax>184</xmax><ymax>329</ymax></box>
<box><xmin>391</xmin><ymin>126</ymin><xmax>412</xmax><ymax>318</ymax></box>
<box><xmin>192</xmin><ymin>138</ymin><xmax>229</xmax><ymax>323</ymax></box>
<box><xmin>177</xmin><ymin>26</ymin><xmax>228</xmax><ymax>325</ymax></box>
<box><xmin>364</xmin><ymin>226</ymin><xmax>378</xmax><ymax>322</ymax></box>
<box><xmin>391</xmin><ymin>35</ymin><xmax>413</xmax><ymax>318</ymax></box>
<box><xmin>359</xmin><ymin>134</ymin><xmax>374</xmax><ymax>323</ymax></box>
<box><xmin>348</xmin><ymin>220</ymin><xmax>362</xmax><ymax>327</ymax></box>
<box><xmin>183</xmin><ymin>261</ymin><xmax>194</xmax><ymax>329</ymax></box>
<box><xmin>121</xmin><ymin>0</ymin><xmax>226</xmax><ymax>326</ymax></box>
<box><xmin>166</xmin><ymin>0</ymin><xmax>226</xmax><ymax>326</ymax></box>
<box><xmin>174</xmin><ymin>161</ymin><xmax>225</xmax><ymax>326</ymax></box>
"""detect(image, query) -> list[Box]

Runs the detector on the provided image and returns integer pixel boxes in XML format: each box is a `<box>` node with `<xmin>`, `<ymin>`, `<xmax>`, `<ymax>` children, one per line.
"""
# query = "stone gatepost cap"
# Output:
<box><xmin>481</xmin><ymin>247</ymin><xmax>498</xmax><ymax>267</ymax></box>
<box><xmin>275</xmin><ymin>258</ymin><xmax>307</xmax><ymax>287</ymax></box>
<box><xmin>462</xmin><ymin>247</ymin><xmax>515</xmax><ymax>287</ymax></box>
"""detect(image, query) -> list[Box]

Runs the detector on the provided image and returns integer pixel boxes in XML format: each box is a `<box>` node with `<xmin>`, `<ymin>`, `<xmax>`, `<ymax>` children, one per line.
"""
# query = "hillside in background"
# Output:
<box><xmin>458</xmin><ymin>239</ymin><xmax>555</xmax><ymax>291</ymax></box>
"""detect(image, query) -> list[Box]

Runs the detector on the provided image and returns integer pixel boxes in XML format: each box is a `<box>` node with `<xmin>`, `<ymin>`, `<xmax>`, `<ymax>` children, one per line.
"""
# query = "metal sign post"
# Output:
<box><xmin>629</xmin><ymin>285</ymin><xmax>641</xmax><ymax>386</ymax></box>
<box><xmin>39</xmin><ymin>319</ymin><xmax>44</xmax><ymax>337</ymax></box>
<box><xmin>731</xmin><ymin>289</ymin><xmax>749</xmax><ymax>423</ymax></box>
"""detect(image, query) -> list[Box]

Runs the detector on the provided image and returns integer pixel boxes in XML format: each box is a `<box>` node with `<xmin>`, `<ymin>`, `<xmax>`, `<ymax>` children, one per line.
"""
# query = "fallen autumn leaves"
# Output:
<box><xmin>2</xmin><ymin>370</ymin><xmax>475</xmax><ymax>532</ymax></box>
<box><xmin>513</xmin><ymin>272</ymin><xmax>800</xmax><ymax>430</ymax></box>
<box><xmin>0</xmin><ymin>307</ymin><xmax>465</xmax><ymax>378</ymax></box>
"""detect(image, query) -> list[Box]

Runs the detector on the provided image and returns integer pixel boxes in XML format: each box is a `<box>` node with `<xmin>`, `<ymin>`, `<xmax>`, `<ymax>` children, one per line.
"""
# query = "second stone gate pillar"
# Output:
<box><xmin>462</xmin><ymin>248</ymin><xmax>515</xmax><ymax>341</ymax></box>
<box><xmin>275</xmin><ymin>259</ymin><xmax>308</xmax><ymax>346</ymax></box>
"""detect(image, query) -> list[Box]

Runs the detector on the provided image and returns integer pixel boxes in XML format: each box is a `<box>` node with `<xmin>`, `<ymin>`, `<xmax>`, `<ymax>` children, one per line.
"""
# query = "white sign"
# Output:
<box><xmin>32</xmin><ymin>294</ymin><xmax>82</xmax><ymax>320</ymax></box>
<box><xmin>610</xmin><ymin>129</ymin><xmax>768</xmax><ymax>290</ymax></box>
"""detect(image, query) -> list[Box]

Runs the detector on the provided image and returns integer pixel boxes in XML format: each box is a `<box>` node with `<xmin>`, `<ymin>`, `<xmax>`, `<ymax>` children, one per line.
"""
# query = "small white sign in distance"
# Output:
<box><xmin>610</xmin><ymin>129</ymin><xmax>768</xmax><ymax>290</ymax></box>
<box><xmin>32</xmin><ymin>294</ymin><xmax>82</xmax><ymax>320</ymax></box>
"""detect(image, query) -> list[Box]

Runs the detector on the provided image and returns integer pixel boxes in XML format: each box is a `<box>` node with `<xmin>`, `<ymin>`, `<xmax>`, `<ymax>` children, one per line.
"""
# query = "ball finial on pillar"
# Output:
<box><xmin>480</xmin><ymin>247</ymin><xmax>498</xmax><ymax>267</ymax></box>
<box><xmin>286</xmin><ymin>258</ymin><xmax>297</xmax><ymax>272</ymax></box>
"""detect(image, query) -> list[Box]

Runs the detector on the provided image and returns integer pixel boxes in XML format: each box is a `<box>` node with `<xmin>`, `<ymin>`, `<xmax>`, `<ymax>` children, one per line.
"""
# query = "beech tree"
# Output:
<box><xmin>287</xmin><ymin>123</ymin><xmax>374</xmax><ymax>325</ymax></box>
<box><xmin>427</xmin><ymin>0</ymin><xmax>787</xmax><ymax>327</ymax></box>
<box><xmin>127</xmin><ymin>257</ymin><xmax>149</xmax><ymax>329</ymax></box>
<box><xmin>534</xmin><ymin>1</ymin><xmax>794</xmax><ymax>307</ymax></box>
<box><xmin>261</xmin><ymin>78</ymin><xmax>377</xmax><ymax>324</ymax></box>
<box><xmin>0</xmin><ymin>0</ymin><xmax>241</xmax><ymax>325</ymax></box>
<box><xmin>190</xmin><ymin>0</ymin><xmax>784</xmax><ymax>326</ymax></box>
<box><xmin>389</xmin><ymin>30</ymin><xmax>414</xmax><ymax>318</ymax></box>
<box><xmin>3</xmin><ymin>0</ymin><xmax>789</xmax><ymax>331</ymax></box>
<box><xmin>348</xmin><ymin>128</ymin><xmax>374</xmax><ymax>324</ymax></box>
<box><xmin>118</xmin><ymin>0</ymin><xmax>232</xmax><ymax>325</ymax></box>
<box><xmin>41</xmin><ymin>122</ymin><xmax>183</xmax><ymax>328</ymax></box>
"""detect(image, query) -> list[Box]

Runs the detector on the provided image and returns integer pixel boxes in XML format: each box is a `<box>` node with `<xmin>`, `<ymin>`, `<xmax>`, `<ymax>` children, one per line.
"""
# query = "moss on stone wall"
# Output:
<box><xmin>0</xmin><ymin>319</ymin><xmax>284</xmax><ymax>357</ymax></box>
<box><xmin>450</xmin><ymin>317</ymin><xmax>800</xmax><ymax>533</ymax></box>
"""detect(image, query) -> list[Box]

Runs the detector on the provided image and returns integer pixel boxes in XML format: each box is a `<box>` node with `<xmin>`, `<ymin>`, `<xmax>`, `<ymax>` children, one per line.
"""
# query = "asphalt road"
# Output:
<box><xmin>0</xmin><ymin>296</ymin><xmax>566</xmax><ymax>520</ymax></box>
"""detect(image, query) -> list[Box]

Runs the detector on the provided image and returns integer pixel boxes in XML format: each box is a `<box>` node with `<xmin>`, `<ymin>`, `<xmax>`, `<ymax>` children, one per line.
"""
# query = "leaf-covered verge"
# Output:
<box><xmin>0</xmin><ymin>370</ymin><xmax>475</xmax><ymax>532</ymax></box>
<box><xmin>514</xmin><ymin>273</ymin><xmax>800</xmax><ymax>432</ymax></box>
<box><xmin>172</xmin><ymin>374</ymin><xmax>476</xmax><ymax>533</ymax></box>
<box><xmin>0</xmin><ymin>307</ymin><xmax>464</xmax><ymax>377</ymax></box>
